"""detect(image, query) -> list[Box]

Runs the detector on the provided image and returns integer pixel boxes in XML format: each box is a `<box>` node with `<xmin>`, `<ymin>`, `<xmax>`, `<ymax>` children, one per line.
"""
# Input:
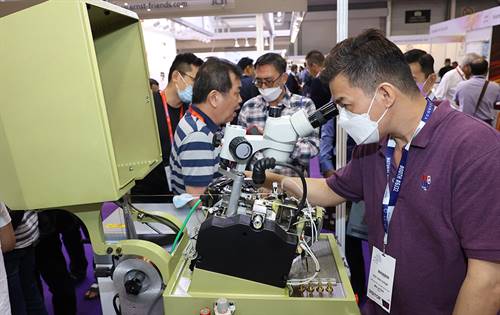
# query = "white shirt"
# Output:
<box><xmin>435</xmin><ymin>67</ymin><xmax>466</xmax><ymax>110</ymax></box>
<box><xmin>0</xmin><ymin>203</ymin><xmax>11</xmax><ymax>315</ymax></box>
<box><xmin>159</xmin><ymin>77</ymin><xmax>168</xmax><ymax>91</ymax></box>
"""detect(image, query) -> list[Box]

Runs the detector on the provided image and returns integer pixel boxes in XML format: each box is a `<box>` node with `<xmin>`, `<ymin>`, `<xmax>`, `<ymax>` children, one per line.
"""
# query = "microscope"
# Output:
<box><xmin>0</xmin><ymin>1</ymin><xmax>359</xmax><ymax>314</ymax></box>
<box><xmin>194</xmin><ymin>101</ymin><xmax>340</xmax><ymax>290</ymax></box>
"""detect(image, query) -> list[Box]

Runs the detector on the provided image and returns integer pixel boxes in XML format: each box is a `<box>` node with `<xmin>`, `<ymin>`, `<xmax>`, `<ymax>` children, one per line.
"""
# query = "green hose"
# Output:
<box><xmin>170</xmin><ymin>199</ymin><xmax>202</xmax><ymax>254</ymax></box>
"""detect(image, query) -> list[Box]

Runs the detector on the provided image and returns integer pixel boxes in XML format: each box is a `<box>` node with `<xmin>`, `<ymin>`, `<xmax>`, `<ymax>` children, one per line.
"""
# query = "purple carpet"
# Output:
<box><xmin>41</xmin><ymin>243</ymin><xmax>102</xmax><ymax>315</ymax></box>
<box><xmin>42</xmin><ymin>202</ymin><xmax>119</xmax><ymax>315</ymax></box>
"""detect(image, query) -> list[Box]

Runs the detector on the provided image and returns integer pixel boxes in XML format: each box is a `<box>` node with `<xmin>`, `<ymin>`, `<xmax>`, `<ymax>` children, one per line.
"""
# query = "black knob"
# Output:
<box><xmin>229</xmin><ymin>137</ymin><xmax>253</xmax><ymax>161</ymax></box>
<box><xmin>212</xmin><ymin>131</ymin><xmax>224</xmax><ymax>148</ymax></box>
<box><xmin>124</xmin><ymin>270</ymin><xmax>146</xmax><ymax>295</ymax></box>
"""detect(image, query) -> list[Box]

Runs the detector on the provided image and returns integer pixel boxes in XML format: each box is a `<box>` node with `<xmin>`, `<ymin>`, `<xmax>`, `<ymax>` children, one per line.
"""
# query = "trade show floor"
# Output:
<box><xmin>41</xmin><ymin>243</ymin><xmax>102</xmax><ymax>315</ymax></box>
<box><xmin>41</xmin><ymin>158</ymin><xmax>370</xmax><ymax>314</ymax></box>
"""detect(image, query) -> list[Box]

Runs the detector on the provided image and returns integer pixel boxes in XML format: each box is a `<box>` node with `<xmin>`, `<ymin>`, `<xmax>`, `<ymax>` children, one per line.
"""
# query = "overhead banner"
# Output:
<box><xmin>490</xmin><ymin>25</ymin><xmax>500</xmax><ymax>84</ymax></box>
<box><xmin>114</xmin><ymin>0</ymin><xmax>236</xmax><ymax>12</ymax></box>
<box><xmin>430</xmin><ymin>6</ymin><xmax>500</xmax><ymax>38</ymax></box>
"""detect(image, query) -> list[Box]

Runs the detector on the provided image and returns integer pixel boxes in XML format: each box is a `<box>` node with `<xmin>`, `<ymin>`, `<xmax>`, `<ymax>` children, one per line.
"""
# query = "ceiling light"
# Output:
<box><xmin>264</xmin><ymin>38</ymin><xmax>269</xmax><ymax>47</ymax></box>
<box><xmin>248</xmin><ymin>25</ymin><xmax>254</xmax><ymax>28</ymax></box>
<box><xmin>234</xmin><ymin>39</ymin><xmax>240</xmax><ymax>48</ymax></box>
<box><xmin>245</xmin><ymin>38</ymin><xmax>250</xmax><ymax>47</ymax></box>
<box><xmin>180</xmin><ymin>4</ymin><xmax>184</xmax><ymax>8</ymax></box>
<box><xmin>124</xmin><ymin>2</ymin><xmax>128</xmax><ymax>6</ymax></box>
<box><xmin>147</xmin><ymin>8</ymin><xmax>151</xmax><ymax>12</ymax></box>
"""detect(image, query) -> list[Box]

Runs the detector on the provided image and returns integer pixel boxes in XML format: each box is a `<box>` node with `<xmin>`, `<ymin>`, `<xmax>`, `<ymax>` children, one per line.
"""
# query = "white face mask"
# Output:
<box><xmin>259</xmin><ymin>86</ymin><xmax>282</xmax><ymax>102</ymax></box>
<box><xmin>337</xmin><ymin>89</ymin><xmax>388</xmax><ymax>145</ymax></box>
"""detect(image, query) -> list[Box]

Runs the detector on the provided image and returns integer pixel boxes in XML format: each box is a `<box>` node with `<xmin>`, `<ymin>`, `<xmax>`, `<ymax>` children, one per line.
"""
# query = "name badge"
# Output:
<box><xmin>367</xmin><ymin>246</ymin><xmax>396</xmax><ymax>313</ymax></box>
<box><xmin>164</xmin><ymin>166</ymin><xmax>172</xmax><ymax>191</ymax></box>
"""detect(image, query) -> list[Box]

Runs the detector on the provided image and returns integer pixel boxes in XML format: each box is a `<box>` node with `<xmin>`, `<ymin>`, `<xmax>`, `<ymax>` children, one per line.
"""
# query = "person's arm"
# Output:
<box><xmin>454</xmin><ymin>85</ymin><xmax>461</xmax><ymax>108</ymax></box>
<box><xmin>178</xmin><ymin>132</ymin><xmax>217</xmax><ymax>201</ymax></box>
<box><xmin>320</xmin><ymin>118</ymin><xmax>335</xmax><ymax>177</ymax></box>
<box><xmin>453</xmin><ymin>258</ymin><xmax>500</xmax><ymax>315</ymax></box>
<box><xmin>451</xmin><ymin>146</ymin><xmax>500</xmax><ymax>314</ymax></box>
<box><xmin>434</xmin><ymin>72</ymin><xmax>450</xmax><ymax>100</ymax></box>
<box><xmin>0</xmin><ymin>203</ymin><xmax>15</xmax><ymax>252</ymax></box>
<box><xmin>261</xmin><ymin>171</ymin><xmax>346</xmax><ymax>208</ymax></box>
<box><xmin>0</xmin><ymin>223</ymin><xmax>15</xmax><ymax>253</ymax></box>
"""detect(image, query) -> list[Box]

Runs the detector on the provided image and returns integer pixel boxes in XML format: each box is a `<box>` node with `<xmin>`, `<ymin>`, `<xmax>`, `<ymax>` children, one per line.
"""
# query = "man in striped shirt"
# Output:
<box><xmin>4</xmin><ymin>210</ymin><xmax>47</xmax><ymax>315</ymax></box>
<box><xmin>237</xmin><ymin>53</ymin><xmax>319</xmax><ymax>177</ymax></box>
<box><xmin>170</xmin><ymin>58</ymin><xmax>242</xmax><ymax>197</ymax></box>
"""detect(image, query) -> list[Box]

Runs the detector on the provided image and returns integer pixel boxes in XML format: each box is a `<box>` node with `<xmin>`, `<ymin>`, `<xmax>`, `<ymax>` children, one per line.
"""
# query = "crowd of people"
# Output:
<box><xmin>0</xmin><ymin>28</ymin><xmax>499</xmax><ymax>315</ymax></box>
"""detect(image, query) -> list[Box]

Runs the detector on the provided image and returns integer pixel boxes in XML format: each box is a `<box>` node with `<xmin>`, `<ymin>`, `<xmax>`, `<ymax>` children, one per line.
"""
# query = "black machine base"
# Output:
<box><xmin>195</xmin><ymin>214</ymin><xmax>298</xmax><ymax>288</ymax></box>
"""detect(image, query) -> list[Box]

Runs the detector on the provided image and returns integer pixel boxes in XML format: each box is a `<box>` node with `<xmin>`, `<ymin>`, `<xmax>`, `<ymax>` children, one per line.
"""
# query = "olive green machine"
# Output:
<box><xmin>0</xmin><ymin>1</ymin><xmax>359</xmax><ymax>314</ymax></box>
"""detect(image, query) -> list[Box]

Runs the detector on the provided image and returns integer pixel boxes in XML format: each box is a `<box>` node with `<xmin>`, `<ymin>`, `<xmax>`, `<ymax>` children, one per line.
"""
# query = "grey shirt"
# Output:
<box><xmin>455</xmin><ymin>75</ymin><xmax>500</xmax><ymax>121</ymax></box>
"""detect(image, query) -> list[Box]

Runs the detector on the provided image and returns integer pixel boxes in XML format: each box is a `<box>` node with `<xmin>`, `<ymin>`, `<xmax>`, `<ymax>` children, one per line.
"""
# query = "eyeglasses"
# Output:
<box><xmin>178</xmin><ymin>71</ymin><xmax>196</xmax><ymax>81</ymax></box>
<box><xmin>253</xmin><ymin>73</ymin><xmax>283</xmax><ymax>88</ymax></box>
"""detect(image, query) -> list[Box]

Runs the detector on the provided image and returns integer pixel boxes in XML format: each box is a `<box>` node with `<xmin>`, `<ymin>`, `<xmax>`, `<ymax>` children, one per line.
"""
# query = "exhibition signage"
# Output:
<box><xmin>115</xmin><ymin>0</ymin><xmax>236</xmax><ymax>12</ymax></box>
<box><xmin>405</xmin><ymin>10</ymin><xmax>431</xmax><ymax>24</ymax></box>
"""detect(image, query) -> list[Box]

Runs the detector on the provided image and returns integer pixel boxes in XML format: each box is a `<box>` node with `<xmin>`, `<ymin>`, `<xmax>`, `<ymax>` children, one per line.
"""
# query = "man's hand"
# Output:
<box><xmin>323</xmin><ymin>169</ymin><xmax>335</xmax><ymax>178</ymax></box>
<box><xmin>244</xmin><ymin>170</ymin><xmax>345</xmax><ymax>208</ymax></box>
<box><xmin>246</xmin><ymin>125</ymin><xmax>264</xmax><ymax>135</ymax></box>
<box><xmin>185</xmin><ymin>186</ymin><xmax>207</xmax><ymax>208</ymax></box>
<box><xmin>453</xmin><ymin>258</ymin><xmax>500</xmax><ymax>315</ymax></box>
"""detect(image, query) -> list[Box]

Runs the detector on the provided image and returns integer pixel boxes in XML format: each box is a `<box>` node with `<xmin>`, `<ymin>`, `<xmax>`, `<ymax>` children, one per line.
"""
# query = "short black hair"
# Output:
<box><xmin>254</xmin><ymin>53</ymin><xmax>287</xmax><ymax>74</ymax></box>
<box><xmin>192</xmin><ymin>57</ymin><xmax>242</xmax><ymax>104</ymax></box>
<box><xmin>404</xmin><ymin>49</ymin><xmax>435</xmax><ymax>78</ymax></box>
<box><xmin>237</xmin><ymin>57</ymin><xmax>254</xmax><ymax>72</ymax></box>
<box><xmin>149</xmin><ymin>78</ymin><xmax>159</xmax><ymax>87</ymax></box>
<box><xmin>470</xmin><ymin>58</ymin><xmax>489</xmax><ymax>76</ymax></box>
<box><xmin>291</xmin><ymin>64</ymin><xmax>298</xmax><ymax>71</ymax></box>
<box><xmin>168</xmin><ymin>53</ymin><xmax>204</xmax><ymax>81</ymax></box>
<box><xmin>305</xmin><ymin>50</ymin><xmax>325</xmax><ymax>66</ymax></box>
<box><xmin>320</xmin><ymin>29</ymin><xmax>419</xmax><ymax>96</ymax></box>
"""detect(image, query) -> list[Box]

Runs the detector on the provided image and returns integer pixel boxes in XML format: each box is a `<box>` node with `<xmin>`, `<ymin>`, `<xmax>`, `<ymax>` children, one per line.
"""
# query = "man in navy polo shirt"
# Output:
<box><xmin>264</xmin><ymin>29</ymin><xmax>500</xmax><ymax>314</ymax></box>
<box><xmin>170</xmin><ymin>58</ymin><xmax>242</xmax><ymax>198</ymax></box>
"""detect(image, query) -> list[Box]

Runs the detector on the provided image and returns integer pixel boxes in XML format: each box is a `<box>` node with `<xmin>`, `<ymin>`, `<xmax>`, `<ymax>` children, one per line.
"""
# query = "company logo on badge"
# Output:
<box><xmin>421</xmin><ymin>175</ymin><xmax>431</xmax><ymax>191</ymax></box>
<box><xmin>372</xmin><ymin>252</ymin><xmax>382</xmax><ymax>265</ymax></box>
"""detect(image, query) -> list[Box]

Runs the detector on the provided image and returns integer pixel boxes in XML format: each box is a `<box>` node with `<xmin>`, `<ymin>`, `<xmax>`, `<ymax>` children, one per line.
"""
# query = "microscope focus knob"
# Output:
<box><xmin>229</xmin><ymin>137</ymin><xmax>253</xmax><ymax>161</ymax></box>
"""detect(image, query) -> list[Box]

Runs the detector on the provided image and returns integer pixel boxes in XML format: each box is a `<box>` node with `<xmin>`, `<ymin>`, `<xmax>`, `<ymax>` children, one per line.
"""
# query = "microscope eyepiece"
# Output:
<box><xmin>308</xmin><ymin>100</ymin><xmax>339</xmax><ymax>128</ymax></box>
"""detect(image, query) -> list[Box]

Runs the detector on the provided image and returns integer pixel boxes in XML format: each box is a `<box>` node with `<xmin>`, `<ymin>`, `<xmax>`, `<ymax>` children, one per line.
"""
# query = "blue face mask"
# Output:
<box><xmin>173</xmin><ymin>193</ymin><xmax>195</xmax><ymax>208</ymax></box>
<box><xmin>177</xmin><ymin>75</ymin><xmax>193</xmax><ymax>104</ymax></box>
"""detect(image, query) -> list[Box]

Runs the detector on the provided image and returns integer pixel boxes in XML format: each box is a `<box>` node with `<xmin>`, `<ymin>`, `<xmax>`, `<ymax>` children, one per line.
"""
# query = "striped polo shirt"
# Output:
<box><xmin>170</xmin><ymin>106</ymin><xmax>221</xmax><ymax>195</ymax></box>
<box><xmin>14</xmin><ymin>211</ymin><xmax>39</xmax><ymax>249</ymax></box>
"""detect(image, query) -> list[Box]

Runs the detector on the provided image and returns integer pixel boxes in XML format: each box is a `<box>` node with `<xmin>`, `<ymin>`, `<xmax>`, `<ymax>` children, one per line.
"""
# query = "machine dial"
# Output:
<box><xmin>229</xmin><ymin>137</ymin><xmax>253</xmax><ymax>161</ymax></box>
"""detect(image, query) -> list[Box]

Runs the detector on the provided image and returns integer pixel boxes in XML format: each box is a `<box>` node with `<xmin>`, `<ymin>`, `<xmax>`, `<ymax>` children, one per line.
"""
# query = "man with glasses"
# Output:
<box><xmin>132</xmin><ymin>53</ymin><xmax>203</xmax><ymax>202</ymax></box>
<box><xmin>237</xmin><ymin>53</ymin><xmax>319</xmax><ymax>176</ymax></box>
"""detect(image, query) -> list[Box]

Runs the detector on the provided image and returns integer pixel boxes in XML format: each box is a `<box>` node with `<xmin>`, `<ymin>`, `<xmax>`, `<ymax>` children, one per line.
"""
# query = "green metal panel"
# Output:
<box><xmin>0</xmin><ymin>0</ymin><xmax>161</xmax><ymax>209</ymax></box>
<box><xmin>163</xmin><ymin>234</ymin><xmax>360</xmax><ymax>315</ymax></box>
<box><xmin>163</xmin><ymin>295</ymin><xmax>360</xmax><ymax>315</ymax></box>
